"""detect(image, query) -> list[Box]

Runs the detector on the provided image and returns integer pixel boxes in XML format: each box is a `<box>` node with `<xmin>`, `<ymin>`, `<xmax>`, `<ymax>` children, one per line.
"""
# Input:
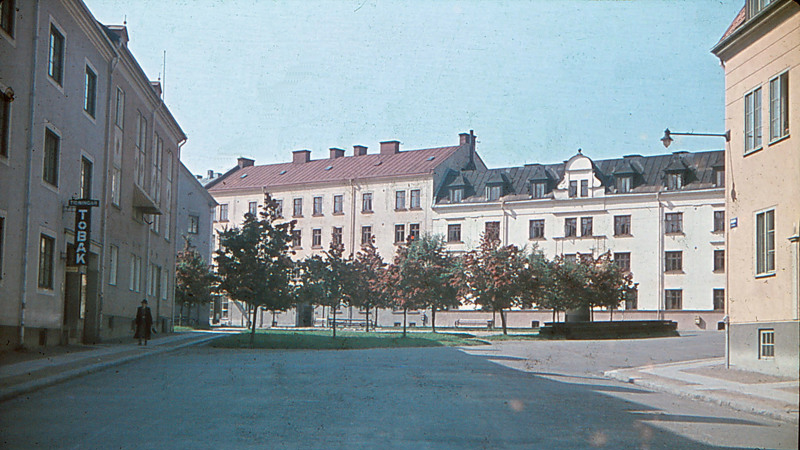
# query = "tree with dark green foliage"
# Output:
<box><xmin>175</xmin><ymin>237</ymin><xmax>216</xmax><ymax>327</ymax></box>
<box><xmin>347</xmin><ymin>239</ymin><xmax>388</xmax><ymax>332</ymax></box>
<box><xmin>585</xmin><ymin>251</ymin><xmax>636</xmax><ymax>320</ymax></box>
<box><xmin>400</xmin><ymin>234</ymin><xmax>459</xmax><ymax>333</ymax></box>
<box><xmin>296</xmin><ymin>241</ymin><xmax>350</xmax><ymax>338</ymax></box>
<box><xmin>214</xmin><ymin>194</ymin><xmax>295</xmax><ymax>347</ymax></box>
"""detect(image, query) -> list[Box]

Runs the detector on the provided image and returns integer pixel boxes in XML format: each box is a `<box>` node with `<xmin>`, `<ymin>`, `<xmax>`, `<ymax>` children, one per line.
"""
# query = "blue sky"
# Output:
<box><xmin>83</xmin><ymin>0</ymin><xmax>743</xmax><ymax>175</ymax></box>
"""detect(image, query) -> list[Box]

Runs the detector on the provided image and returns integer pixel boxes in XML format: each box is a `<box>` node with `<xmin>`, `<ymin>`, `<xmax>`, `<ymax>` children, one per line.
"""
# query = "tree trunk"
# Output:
<box><xmin>196</xmin><ymin>302</ymin><xmax>201</xmax><ymax>326</ymax></box>
<box><xmin>250</xmin><ymin>306</ymin><xmax>258</xmax><ymax>348</ymax></box>
<box><xmin>403</xmin><ymin>308</ymin><xmax>407</xmax><ymax>338</ymax></box>
<box><xmin>552</xmin><ymin>308</ymin><xmax>556</xmax><ymax>323</ymax></box>
<box><xmin>332</xmin><ymin>305</ymin><xmax>337</xmax><ymax>338</ymax></box>
<box><xmin>179</xmin><ymin>303</ymin><xmax>185</xmax><ymax>326</ymax></box>
<box><xmin>499</xmin><ymin>308</ymin><xmax>508</xmax><ymax>335</ymax></box>
<box><xmin>431</xmin><ymin>307</ymin><xmax>437</xmax><ymax>333</ymax></box>
<box><xmin>365</xmin><ymin>304</ymin><xmax>370</xmax><ymax>333</ymax></box>
<box><xmin>610</xmin><ymin>307</ymin><xmax>613</xmax><ymax>321</ymax></box>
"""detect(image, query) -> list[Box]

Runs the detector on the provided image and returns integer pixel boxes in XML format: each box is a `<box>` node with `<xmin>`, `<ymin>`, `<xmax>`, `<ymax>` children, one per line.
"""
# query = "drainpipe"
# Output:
<box><xmin>19</xmin><ymin>0</ymin><xmax>42</xmax><ymax>348</ymax></box>
<box><xmin>96</xmin><ymin>53</ymin><xmax>120</xmax><ymax>343</ymax></box>
<box><xmin>349</xmin><ymin>179</ymin><xmax>356</xmax><ymax>254</ymax></box>
<box><xmin>501</xmin><ymin>200</ymin><xmax>508</xmax><ymax>245</ymax></box>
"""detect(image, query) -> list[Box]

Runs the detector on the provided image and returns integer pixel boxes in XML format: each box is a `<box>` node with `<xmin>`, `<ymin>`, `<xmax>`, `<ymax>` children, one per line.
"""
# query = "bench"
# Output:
<box><xmin>327</xmin><ymin>318</ymin><xmax>371</xmax><ymax>328</ymax></box>
<box><xmin>454</xmin><ymin>319</ymin><xmax>493</xmax><ymax>329</ymax></box>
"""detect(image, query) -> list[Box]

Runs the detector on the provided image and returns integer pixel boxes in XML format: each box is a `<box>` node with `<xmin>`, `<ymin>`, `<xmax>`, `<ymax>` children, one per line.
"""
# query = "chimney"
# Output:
<box><xmin>459</xmin><ymin>133</ymin><xmax>470</xmax><ymax>145</ymax></box>
<box><xmin>329</xmin><ymin>148</ymin><xmax>345</xmax><ymax>159</ymax></box>
<box><xmin>353</xmin><ymin>145</ymin><xmax>368</xmax><ymax>156</ymax></box>
<box><xmin>380</xmin><ymin>140</ymin><xmax>400</xmax><ymax>156</ymax></box>
<box><xmin>150</xmin><ymin>81</ymin><xmax>162</xmax><ymax>98</ymax></box>
<box><xmin>237</xmin><ymin>157</ymin><xmax>255</xmax><ymax>169</ymax></box>
<box><xmin>207</xmin><ymin>170</ymin><xmax>214</xmax><ymax>178</ymax></box>
<box><xmin>292</xmin><ymin>150</ymin><xmax>311</xmax><ymax>164</ymax></box>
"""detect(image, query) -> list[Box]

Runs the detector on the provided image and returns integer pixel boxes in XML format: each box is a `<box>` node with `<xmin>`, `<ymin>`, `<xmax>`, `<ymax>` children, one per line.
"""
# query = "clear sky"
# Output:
<box><xmin>83</xmin><ymin>0</ymin><xmax>743</xmax><ymax>175</ymax></box>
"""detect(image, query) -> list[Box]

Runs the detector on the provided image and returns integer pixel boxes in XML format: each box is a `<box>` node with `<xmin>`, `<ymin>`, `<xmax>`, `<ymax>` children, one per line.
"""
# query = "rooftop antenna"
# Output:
<box><xmin>123</xmin><ymin>15</ymin><xmax>127</xmax><ymax>26</ymax></box>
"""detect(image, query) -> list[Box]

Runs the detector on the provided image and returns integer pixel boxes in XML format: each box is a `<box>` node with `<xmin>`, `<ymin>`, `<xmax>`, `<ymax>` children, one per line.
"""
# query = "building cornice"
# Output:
<box><xmin>712</xmin><ymin>0</ymin><xmax>797</xmax><ymax>61</ymax></box>
<box><xmin>208</xmin><ymin>172</ymin><xmax>433</xmax><ymax>197</ymax></box>
<box><xmin>63</xmin><ymin>0</ymin><xmax>117</xmax><ymax>61</ymax></box>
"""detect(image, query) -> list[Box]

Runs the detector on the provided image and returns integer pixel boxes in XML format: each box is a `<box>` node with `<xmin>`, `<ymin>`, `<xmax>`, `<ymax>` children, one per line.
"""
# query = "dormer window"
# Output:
<box><xmin>617</xmin><ymin>176</ymin><xmax>632</xmax><ymax>193</ymax></box>
<box><xmin>666</xmin><ymin>173</ymin><xmax>683</xmax><ymax>190</ymax></box>
<box><xmin>580</xmin><ymin>180</ymin><xmax>588</xmax><ymax>197</ymax></box>
<box><xmin>531</xmin><ymin>182</ymin><xmax>546</xmax><ymax>199</ymax></box>
<box><xmin>714</xmin><ymin>168</ymin><xmax>725</xmax><ymax>187</ymax></box>
<box><xmin>748</xmin><ymin>0</ymin><xmax>774</xmax><ymax>19</ymax></box>
<box><xmin>486</xmin><ymin>185</ymin><xmax>502</xmax><ymax>201</ymax></box>
<box><xmin>450</xmin><ymin>187</ymin><xmax>463</xmax><ymax>203</ymax></box>
<box><xmin>568</xmin><ymin>181</ymin><xmax>578</xmax><ymax>198</ymax></box>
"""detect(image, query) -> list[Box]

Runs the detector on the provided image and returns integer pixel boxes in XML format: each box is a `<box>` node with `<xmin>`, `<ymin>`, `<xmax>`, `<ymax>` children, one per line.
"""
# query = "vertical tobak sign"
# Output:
<box><xmin>69</xmin><ymin>199</ymin><xmax>99</xmax><ymax>266</ymax></box>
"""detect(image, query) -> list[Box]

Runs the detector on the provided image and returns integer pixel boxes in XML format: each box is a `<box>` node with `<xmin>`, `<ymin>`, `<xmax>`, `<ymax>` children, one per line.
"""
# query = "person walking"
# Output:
<box><xmin>134</xmin><ymin>299</ymin><xmax>153</xmax><ymax>346</ymax></box>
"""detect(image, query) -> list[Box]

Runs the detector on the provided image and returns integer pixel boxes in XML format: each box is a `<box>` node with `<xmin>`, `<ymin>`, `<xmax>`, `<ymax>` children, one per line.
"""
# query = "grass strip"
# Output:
<box><xmin>211</xmin><ymin>330</ymin><xmax>487</xmax><ymax>350</ymax></box>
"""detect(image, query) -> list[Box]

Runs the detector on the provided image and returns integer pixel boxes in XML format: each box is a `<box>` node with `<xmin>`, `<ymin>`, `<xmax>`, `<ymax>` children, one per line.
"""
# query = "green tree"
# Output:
<box><xmin>585</xmin><ymin>252</ymin><xmax>636</xmax><ymax>321</ymax></box>
<box><xmin>175</xmin><ymin>237</ymin><xmax>216</xmax><ymax>328</ymax></box>
<box><xmin>383</xmin><ymin>242</ymin><xmax>427</xmax><ymax>337</ymax></box>
<box><xmin>296</xmin><ymin>241</ymin><xmax>350</xmax><ymax>338</ymax></box>
<box><xmin>540</xmin><ymin>255</ymin><xmax>589</xmax><ymax>323</ymax></box>
<box><xmin>401</xmin><ymin>234</ymin><xmax>459</xmax><ymax>333</ymax></box>
<box><xmin>215</xmin><ymin>194</ymin><xmax>295</xmax><ymax>347</ymax></box>
<box><xmin>347</xmin><ymin>239</ymin><xmax>388</xmax><ymax>332</ymax></box>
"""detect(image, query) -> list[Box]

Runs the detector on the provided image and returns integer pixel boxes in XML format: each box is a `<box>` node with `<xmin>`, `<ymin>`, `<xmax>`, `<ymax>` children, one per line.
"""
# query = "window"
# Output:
<box><xmin>713</xmin><ymin>211</ymin><xmax>725</xmax><ymax>232</ymax></box>
<box><xmin>38</xmin><ymin>234</ymin><xmax>55</xmax><ymax>289</ymax></box>
<box><xmin>614</xmin><ymin>252</ymin><xmax>631</xmax><ymax>272</ymax></box>
<box><xmin>758</xmin><ymin>329</ymin><xmax>775</xmax><ymax>359</ymax></box>
<box><xmin>580</xmin><ymin>217</ymin><xmax>593</xmax><ymax>237</ymax></box>
<box><xmin>665</xmin><ymin>290</ymin><xmax>682</xmax><ymax>310</ymax></box>
<box><xmin>580</xmin><ymin>180</ymin><xmax>588</xmax><ymax>197</ymax></box>
<box><xmin>713</xmin><ymin>289</ymin><xmax>724</xmax><ymax>311</ymax></box>
<box><xmin>410</xmin><ymin>189</ymin><xmax>421</xmax><ymax>209</ymax></box>
<box><xmin>312</xmin><ymin>228</ymin><xmax>322</xmax><ymax>247</ymax></box>
<box><xmin>313</xmin><ymin>196</ymin><xmax>323</xmax><ymax>216</ymax></box>
<box><xmin>135</xmin><ymin>112</ymin><xmax>147</xmax><ymax>187</ymax></box>
<box><xmin>529</xmin><ymin>219</ymin><xmax>544</xmax><ymax>239</ymax></box>
<box><xmin>625</xmin><ymin>288</ymin><xmax>638</xmax><ymax>310</ymax></box>
<box><xmin>409</xmin><ymin>223</ymin><xmax>420</xmax><ymax>240</ymax></box>
<box><xmin>749</xmin><ymin>0</ymin><xmax>774</xmax><ymax>17</ymax></box>
<box><xmin>486</xmin><ymin>185</ymin><xmax>501</xmax><ymax>201</ymax></box>
<box><xmin>275</xmin><ymin>200</ymin><xmax>283</xmax><ymax>218</ymax></box>
<box><xmin>485</xmin><ymin>221</ymin><xmax>500</xmax><ymax>241</ymax></box>
<box><xmin>186</xmin><ymin>215</ymin><xmax>199</xmax><ymax>234</ymax></box>
<box><xmin>450</xmin><ymin>188</ymin><xmax>463</xmax><ymax>203</ymax></box>
<box><xmin>333</xmin><ymin>195</ymin><xmax>343</xmax><ymax>214</ymax></box>
<box><xmin>1</xmin><ymin>0</ymin><xmax>14</xmax><ymax>37</ymax></box>
<box><xmin>0</xmin><ymin>216</ymin><xmax>4</xmax><ymax>279</ymax></box>
<box><xmin>395</xmin><ymin>191</ymin><xmax>406</xmax><ymax>209</ymax></box>
<box><xmin>291</xmin><ymin>230</ymin><xmax>302</xmax><ymax>248</ymax></box>
<box><xmin>617</xmin><ymin>176</ymin><xmax>632</xmax><ymax>193</ymax></box>
<box><xmin>714</xmin><ymin>168</ymin><xmax>725</xmax><ymax>187</ymax></box>
<box><xmin>80</xmin><ymin>157</ymin><xmax>92</xmax><ymax>199</ymax></box>
<box><xmin>43</xmin><ymin>128</ymin><xmax>60</xmax><ymax>186</ymax></box>
<box><xmin>568</xmin><ymin>180</ymin><xmax>577</xmax><ymax>198</ymax></box>
<box><xmin>666</xmin><ymin>173</ymin><xmax>683</xmax><ymax>190</ymax></box>
<box><xmin>248</xmin><ymin>201</ymin><xmax>258</xmax><ymax>217</ymax></box>
<box><xmin>447</xmin><ymin>224</ymin><xmax>461</xmax><ymax>243</ymax></box>
<box><xmin>714</xmin><ymin>249</ymin><xmax>725</xmax><ymax>272</ymax></box>
<box><xmin>531</xmin><ymin>182</ymin><xmax>546</xmax><ymax>199</ymax></box>
<box><xmin>665</xmin><ymin>251</ymin><xmax>683</xmax><ymax>272</ymax></box>
<box><xmin>84</xmin><ymin>65</ymin><xmax>97</xmax><ymax>118</ymax></box>
<box><xmin>151</xmin><ymin>135</ymin><xmax>162</xmax><ymax>202</ymax></box>
<box><xmin>218</xmin><ymin>204</ymin><xmax>228</xmax><ymax>222</ymax></box>
<box><xmin>1</xmin><ymin>88</ymin><xmax>11</xmax><ymax>158</ymax></box>
<box><xmin>150</xmin><ymin>214</ymin><xmax>160</xmax><ymax>234</ymax></box>
<box><xmin>756</xmin><ymin>209</ymin><xmax>775</xmax><ymax>275</ymax></box>
<box><xmin>769</xmin><ymin>72</ymin><xmax>788</xmax><ymax>141</ymax></box>
<box><xmin>293</xmin><ymin>198</ymin><xmax>303</xmax><ymax>217</ymax></box>
<box><xmin>665</xmin><ymin>212</ymin><xmax>683</xmax><ymax>234</ymax></box>
<box><xmin>361</xmin><ymin>226</ymin><xmax>372</xmax><ymax>245</ymax></box>
<box><xmin>332</xmin><ymin>227</ymin><xmax>343</xmax><ymax>246</ymax></box>
<box><xmin>48</xmin><ymin>25</ymin><xmax>65</xmax><ymax>85</ymax></box>
<box><xmin>564</xmin><ymin>218</ymin><xmax>577</xmax><ymax>237</ymax></box>
<box><xmin>395</xmin><ymin>224</ymin><xmax>405</xmax><ymax>243</ymax></box>
<box><xmin>614</xmin><ymin>215</ymin><xmax>631</xmax><ymax>236</ymax></box>
<box><xmin>745</xmin><ymin>87</ymin><xmax>762</xmax><ymax>152</ymax></box>
<box><xmin>114</xmin><ymin>87</ymin><xmax>124</xmax><ymax>128</ymax></box>
<box><xmin>362</xmin><ymin>193</ymin><xmax>373</xmax><ymax>212</ymax></box>
<box><xmin>130</xmin><ymin>256</ymin><xmax>141</xmax><ymax>292</ymax></box>
<box><xmin>111</xmin><ymin>168</ymin><xmax>121</xmax><ymax>207</ymax></box>
<box><xmin>564</xmin><ymin>254</ymin><xmax>577</xmax><ymax>263</ymax></box>
<box><xmin>147</xmin><ymin>264</ymin><xmax>161</xmax><ymax>298</ymax></box>
<box><xmin>108</xmin><ymin>245</ymin><xmax>118</xmax><ymax>286</ymax></box>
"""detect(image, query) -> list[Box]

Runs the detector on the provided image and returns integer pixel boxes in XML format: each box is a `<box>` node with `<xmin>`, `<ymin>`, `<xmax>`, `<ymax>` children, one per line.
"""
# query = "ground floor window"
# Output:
<box><xmin>713</xmin><ymin>289</ymin><xmax>724</xmax><ymax>311</ymax></box>
<box><xmin>664</xmin><ymin>289</ymin><xmax>682</xmax><ymax>310</ymax></box>
<box><xmin>758</xmin><ymin>329</ymin><xmax>775</xmax><ymax>359</ymax></box>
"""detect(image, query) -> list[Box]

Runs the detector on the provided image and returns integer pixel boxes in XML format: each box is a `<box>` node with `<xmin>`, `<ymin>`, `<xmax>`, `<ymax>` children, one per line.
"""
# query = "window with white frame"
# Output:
<box><xmin>529</xmin><ymin>219</ymin><xmax>544</xmax><ymax>239</ymax></box>
<box><xmin>713</xmin><ymin>211</ymin><xmax>725</xmax><ymax>232</ymax></box>
<box><xmin>313</xmin><ymin>196</ymin><xmax>323</xmax><ymax>216</ymax></box>
<box><xmin>665</xmin><ymin>290</ymin><xmax>682</xmax><ymax>310</ymax></box>
<box><xmin>665</xmin><ymin>251</ymin><xmax>683</xmax><ymax>272</ymax></box>
<box><xmin>129</xmin><ymin>254</ymin><xmax>140</xmax><ymax>292</ymax></box>
<box><xmin>666</xmin><ymin>172</ymin><xmax>683</xmax><ymax>190</ymax></box>
<box><xmin>80</xmin><ymin>157</ymin><xmax>92</xmax><ymax>199</ymax></box>
<box><xmin>749</xmin><ymin>0</ymin><xmax>775</xmax><ymax>17</ymax></box>
<box><xmin>485</xmin><ymin>221</ymin><xmax>500</xmax><ymax>241</ymax></box>
<box><xmin>333</xmin><ymin>195</ymin><xmax>343</xmax><ymax>214</ymax></box>
<box><xmin>449</xmin><ymin>188</ymin><xmax>463</xmax><ymax>203</ymax></box>
<box><xmin>38</xmin><ymin>234</ymin><xmax>55</xmax><ymax>289</ymax></box>
<box><xmin>43</xmin><ymin>128</ymin><xmax>60</xmax><ymax>187</ymax></box>
<box><xmin>135</xmin><ymin>112</ymin><xmax>147</xmax><ymax>187</ymax></box>
<box><xmin>361</xmin><ymin>226</ymin><xmax>372</xmax><ymax>245</ymax></box>
<box><xmin>713</xmin><ymin>289</ymin><xmax>724</xmax><ymax>311</ymax></box>
<box><xmin>410</xmin><ymin>189</ymin><xmax>421</xmax><ymax>209</ymax></box>
<box><xmin>275</xmin><ymin>199</ymin><xmax>283</xmax><ymax>218</ymax></box>
<box><xmin>745</xmin><ymin>87</ymin><xmax>762</xmax><ymax>152</ymax></box>
<box><xmin>218</xmin><ymin>204</ymin><xmax>228</xmax><ymax>222</ymax></box>
<box><xmin>564</xmin><ymin>218</ymin><xmax>577</xmax><ymax>238</ymax></box>
<box><xmin>395</xmin><ymin>224</ymin><xmax>405</xmax><ymax>243</ymax></box>
<box><xmin>115</xmin><ymin>87</ymin><xmax>124</xmax><ymax>128</ymax></box>
<box><xmin>531</xmin><ymin>182</ymin><xmax>546</xmax><ymax>199</ymax></box>
<box><xmin>312</xmin><ymin>228</ymin><xmax>322</xmax><ymax>247</ymax></box>
<box><xmin>409</xmin><ymin>223</ymin><xmax>420</xmax><ymax>240</ymax></box>
<box><xmin>486</xmin><ymin>185</ymin><xmax>502</xmax><ymax>201</ymax></box>
<box><xmin>758</xmin><ymin>329</ymin><xmax>774</xmax><ymax>358</ymax></box>
<box><xmin>395</xmin><ymin>191</ymin><xmax>406</xmax><ymax>210</ymax></box>
<box><xmin>580</xmin><ymin>217</ymin><xmax>593</xmax><ymax>237</ymax></box>
<box><xmin>111</xmin><ymin>167</ymin><xmax>121</xmax><ymax>206</ymax></box>
<box><xmin>714</xmin><ymin>168</ymin><xmax>725</xmax><ymax>187</ymax></box>
<box><xmin>769</xmin><ymin>72</ymin><xmax>789</xmax><ymax>141</ymax></box>
<box><xmin>447</xmin><ymin>224</ymin><xmax>461</xmax><ymax>243</ymax></box>
<box><xmin>248</xmin><ymin>201</ymin><xmax>258</xmax><ymax>217</ymax></box>
<box><xmin>617</xmin><ymin>176</ymin><xmax>632</xmax><ymax>193</ymax></box>
<box><xmin>614</xmin><ymin>252</ymin><xmax>631</xmax><ymax>272</ymax></box>
<box><xmin>362</xmin><ymin>193</ymin><xmax>373</xmax><ymax>212</ymax></box>
<box><xmin>580</xmin><ymin>180</ymin><xmax>588</xmax><ymax>197</ymax></box>
<box><xmin>48</xmin><ymin>24</ymin><xmax>65</xmax><ymax>85</ymax></box>
<box><xmin>756</xmin><ymin>209</ymin><xmax>775</xmax><ymax>275</ymax></box>
<box><xmin>292</xmin><ymin>229</ymin><xmax>302</xmax><ymax>248</ymax></box>
<box><xmin>614</xmin><ymin>215</ymin><xmax>631</xmax><ymax>236</ymax></box>
<box><xmin>108</xmin><ymin>246</ymin><xmax>118</xmax><ymax>285</ymax></box>
<box><xmin>568</xmin><ymin>180</ymin><xmax>577</xmax><ymax>198</ymax></box>
<box><xmin>84</xmin><ymin>65</ymin><xmax>97</xmax><ymax>118</ymax></box>
<box><xmin>188</xmin><ymin>215</ymin><xmax>199</xmax><ymax>234</ymax></box>
<box><xmin>665</xmin><ymin>212</ymin><xmax>683</xmax><ymax>234</ymax></box>
<box><xmin>1</xmin><ymin>0</ymin><xmax>15</xmax><ymax>37</ymax></box>
<box><xmin>332</xmin><ymin>227</ymin><xmax>343</xmax><ymax>246</ymax></box>
<box><xmin>150</xmin><ymin>135</ymin><xmax>162</xmax><ymax>202</ymax></box>
<box><xmin>714</xmin><ymin>249</ymin><xmax>725</xmax><ymax>272</ymax></box>
<box><xmin>293</xmin><ymin>198</ymin><xmax>302</xmax><ymax>217</ymax></box>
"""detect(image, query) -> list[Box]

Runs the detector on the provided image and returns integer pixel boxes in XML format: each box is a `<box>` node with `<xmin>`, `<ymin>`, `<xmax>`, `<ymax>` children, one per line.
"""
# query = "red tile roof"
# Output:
<box><xmin>718</xmin><ymin>6</ymin><xmax>746</xmax><ymax>44</ymax></box>
<box><xmin>208</xmin><ymin>145</ymin><xmax>462</xmax><ymax>192</ymax></box>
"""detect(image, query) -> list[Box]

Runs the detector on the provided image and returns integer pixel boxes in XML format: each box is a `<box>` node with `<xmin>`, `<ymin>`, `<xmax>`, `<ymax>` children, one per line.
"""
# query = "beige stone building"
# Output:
<box><xmin>712</xmin><ymin>0</ymin><xmax>799</xmax><ymax>376</ymax></box>
<box><xmin>0</xmin><ymin>0</ymin><xmax>185</xmax><ymax>347</ymax></box>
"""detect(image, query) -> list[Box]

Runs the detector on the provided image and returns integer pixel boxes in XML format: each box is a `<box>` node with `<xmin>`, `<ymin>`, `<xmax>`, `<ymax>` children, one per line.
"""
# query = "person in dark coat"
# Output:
<box><xmin>134</xmin><ymin>299</ymin><xmax>153</xmax><ymax>345</ymax></box>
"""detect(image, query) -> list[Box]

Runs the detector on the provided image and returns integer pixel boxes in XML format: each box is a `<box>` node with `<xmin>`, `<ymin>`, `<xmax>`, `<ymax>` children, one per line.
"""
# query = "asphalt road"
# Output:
<box><xmin>1</xmin><ymin>332</ymin><xmax>796</xmax><ymax>449</ymax></box>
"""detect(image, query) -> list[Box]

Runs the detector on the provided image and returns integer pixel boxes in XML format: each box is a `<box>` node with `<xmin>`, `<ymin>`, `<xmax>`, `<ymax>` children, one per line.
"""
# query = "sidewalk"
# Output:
<box><xmin>605</xmin><ymin>357</ymin><xmax>799</xmax><ymax>424</ymax></box>
<box><xmin>0</xmin><ymin>331</ymin><xmax>224</xmax><ymax>402</ymax></box>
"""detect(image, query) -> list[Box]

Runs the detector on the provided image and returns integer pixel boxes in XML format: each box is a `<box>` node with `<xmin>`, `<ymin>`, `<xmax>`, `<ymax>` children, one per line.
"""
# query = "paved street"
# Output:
<box><xmin>1</xmin><ymin>333</ymin><xmax>797</xmax><ymax>449</ymax></box>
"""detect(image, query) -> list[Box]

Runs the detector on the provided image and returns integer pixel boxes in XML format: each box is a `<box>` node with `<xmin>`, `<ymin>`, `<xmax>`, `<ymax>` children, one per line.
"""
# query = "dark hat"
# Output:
<box><xmin>141</xmin><ymin>299</ymin><xmax>148</xmax><ymax>304</ymax></box>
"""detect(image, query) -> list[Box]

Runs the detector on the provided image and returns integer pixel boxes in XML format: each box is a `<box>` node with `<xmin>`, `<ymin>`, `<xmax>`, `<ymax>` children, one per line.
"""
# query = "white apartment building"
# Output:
<box><xmin>0</xmin><ymin>0</ymin><xmax>185</xmax><ymax>347</ymax></box>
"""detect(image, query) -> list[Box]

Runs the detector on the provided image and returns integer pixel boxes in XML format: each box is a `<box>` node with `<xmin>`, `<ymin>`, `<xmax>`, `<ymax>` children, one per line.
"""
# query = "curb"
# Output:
<box><xmin>0</xmin><ymin>334</ymin><xmax>222</xmax><ymax>403</ymax></box>
<box><xmin>604</xmin><ymin>369</ymin><xmax>798</xmax><ymax>424</ymax></box>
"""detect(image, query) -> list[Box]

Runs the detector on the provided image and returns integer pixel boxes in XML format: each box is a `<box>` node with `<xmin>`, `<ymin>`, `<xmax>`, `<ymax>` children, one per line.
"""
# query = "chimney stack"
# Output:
<box><xmin>459</xmin><ymin>133</ymin><xmax>470</xmax><ymax>145</ymax></box>
<box><xmin>380</xmin><ymin>140</ymin><xmax>400</xmax><ymax>156</ymax></box>
<box><xmin>207</xmin><ymin>170</ymin><xmax>214</xmax><ymax>178</ymax></box>
<box><xmin>292</xmin><ymin>150</ymin><xmax>311</xmax><ymax>164</ymax></box>
<box><xmin>330</xmin><ymin>148</ymin><xmax>345</xmax><ymax>159</ymax></box>
<box><xmin>353</xmin><ymin>145</ymin><xmax>368</xmax><ymax>156</ymax></box>
<box><xmin>237</xmin><ymin>157</ymin><xmax>255</xmax><ymax>169</ymax></box>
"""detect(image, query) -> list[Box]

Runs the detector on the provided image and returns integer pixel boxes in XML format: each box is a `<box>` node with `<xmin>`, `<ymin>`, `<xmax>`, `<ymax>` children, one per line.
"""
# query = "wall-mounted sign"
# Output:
<box><xmin>730</xmin><ymin>217</ymin><xmax>738</xmax><ymax>229</ymax></box>
<box><xmin>72</xmin><ymin>198</ymin><xmax>98</xmax><ymax>266</ymax></box>
<box><xmin>69</xmin><ymin>199</ymin><xmax>100</xmax><ymax>207</ymax></box>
